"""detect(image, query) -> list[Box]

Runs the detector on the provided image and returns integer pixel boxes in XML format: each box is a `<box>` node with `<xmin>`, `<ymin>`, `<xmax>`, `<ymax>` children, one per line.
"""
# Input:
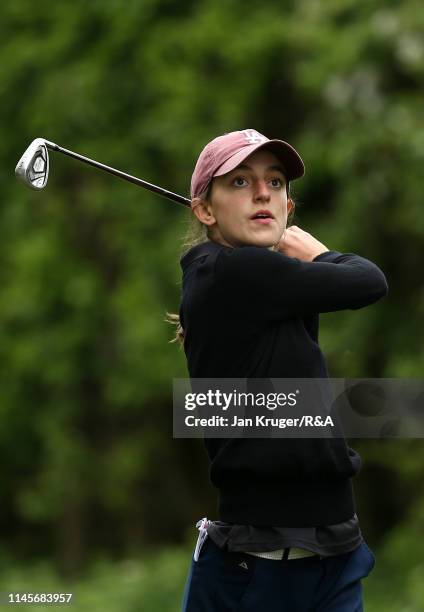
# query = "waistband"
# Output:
<box><xmin>195</xmin><ymin>519</ymin><xmax>319</xmax><ymax>562</ymax></box>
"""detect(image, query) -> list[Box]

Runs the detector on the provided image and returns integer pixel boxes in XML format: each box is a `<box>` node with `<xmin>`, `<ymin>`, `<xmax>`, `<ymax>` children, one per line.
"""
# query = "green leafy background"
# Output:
<box><xmin>0</xmin><ymin>1</ymin><xmax>423</xmax><ymax>610</ymax></box>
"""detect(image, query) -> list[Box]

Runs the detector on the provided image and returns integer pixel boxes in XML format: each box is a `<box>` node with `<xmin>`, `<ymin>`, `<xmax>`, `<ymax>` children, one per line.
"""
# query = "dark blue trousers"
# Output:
<box><xmin>182</xmin><ymin>538</ymin><xmax>375</xmax><ymax>611</ymax></box>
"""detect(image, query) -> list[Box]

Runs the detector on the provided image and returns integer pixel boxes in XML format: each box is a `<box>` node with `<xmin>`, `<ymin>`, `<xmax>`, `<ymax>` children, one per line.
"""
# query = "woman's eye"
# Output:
<box><xmin>231</xmin><ymin>176</ymin><xmax>284</xmax><ymax>188</ymax></box>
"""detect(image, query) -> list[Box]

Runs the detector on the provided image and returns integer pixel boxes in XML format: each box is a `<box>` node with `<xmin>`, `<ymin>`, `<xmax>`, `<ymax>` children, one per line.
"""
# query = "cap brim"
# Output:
<box><xmin>213</xmin><ymin>139</ymin><xmax>305</xmax><ymax>181</ymax></box>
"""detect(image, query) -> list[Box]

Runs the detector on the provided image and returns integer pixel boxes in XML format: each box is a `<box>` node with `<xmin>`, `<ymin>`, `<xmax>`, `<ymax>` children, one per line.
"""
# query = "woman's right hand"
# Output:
<box><xmin>277</xmin><ymin>226</ymin><xmax>329</xmax><ymax>262</ymax></box>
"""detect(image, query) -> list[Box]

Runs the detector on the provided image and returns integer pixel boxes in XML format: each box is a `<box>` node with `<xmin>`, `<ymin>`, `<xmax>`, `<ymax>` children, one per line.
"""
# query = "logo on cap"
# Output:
<box><xmin>241</xmin><ymin>129</ymin><xmax>267</xmax><ymax>145</ymax></box>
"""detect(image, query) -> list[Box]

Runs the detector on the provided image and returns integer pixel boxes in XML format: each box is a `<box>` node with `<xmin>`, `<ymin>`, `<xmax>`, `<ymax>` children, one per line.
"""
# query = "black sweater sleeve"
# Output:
<box><xmin>214</xmin><ymin>247</ymin><xmax>388</xmax><ymax>321</ymax></box>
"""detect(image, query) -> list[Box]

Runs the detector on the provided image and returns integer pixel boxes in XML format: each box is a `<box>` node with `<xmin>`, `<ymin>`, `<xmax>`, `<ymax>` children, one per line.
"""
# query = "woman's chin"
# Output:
<box><xmin>247</xmin><ymin>233</ymin><xmax>279</xmax><ymax>248</ymax></box>
<box><xmin>223</xmin><ymin>231</ymin><xmax>279</xmax><ymax>248</ymax></box>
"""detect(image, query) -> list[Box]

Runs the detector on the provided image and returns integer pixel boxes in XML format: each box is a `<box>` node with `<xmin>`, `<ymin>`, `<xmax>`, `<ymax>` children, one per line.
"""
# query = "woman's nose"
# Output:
<box><xmin>254</xmin><ymin>180</ymin><xmax>271</xmax><ymax>201</ymax></box>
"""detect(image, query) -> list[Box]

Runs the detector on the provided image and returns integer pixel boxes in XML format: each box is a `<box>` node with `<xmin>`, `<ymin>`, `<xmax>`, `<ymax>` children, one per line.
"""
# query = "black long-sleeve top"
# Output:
<box><xmin>179</xmin><ymin>239</ymin><xmax>388</xmax><ymax>528</ymax></box>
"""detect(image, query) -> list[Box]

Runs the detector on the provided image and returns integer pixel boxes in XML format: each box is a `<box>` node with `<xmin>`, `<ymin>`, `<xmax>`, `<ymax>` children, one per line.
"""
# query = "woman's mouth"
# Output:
<box><xmin>250</xmin><ymin>210</ymin><xmax>275</xmax><ymax>225</ymax></box>
<box><xmin>251</xmin><ymin>218</ymin><xmax>274</xmax><ymax>225</ymax></box>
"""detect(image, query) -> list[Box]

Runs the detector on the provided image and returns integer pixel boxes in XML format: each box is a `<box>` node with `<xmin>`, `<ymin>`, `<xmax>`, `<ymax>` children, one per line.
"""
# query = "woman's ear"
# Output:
<box><xmin>191</xmin><ymin>198</ymin><xmax>216</xmax><ymax>226</ymax></box>
<box><xmin>287</xmin><ymin>198</ymin><xmax>294</xmax><ymax>214</ymax></box>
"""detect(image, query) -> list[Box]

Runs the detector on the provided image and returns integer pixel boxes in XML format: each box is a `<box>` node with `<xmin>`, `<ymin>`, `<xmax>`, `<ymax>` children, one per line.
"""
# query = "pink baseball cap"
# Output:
<box><xmin>190</xmin><ymin>129</ymin><xmax>305</xmax><ymax>199</ymax></box>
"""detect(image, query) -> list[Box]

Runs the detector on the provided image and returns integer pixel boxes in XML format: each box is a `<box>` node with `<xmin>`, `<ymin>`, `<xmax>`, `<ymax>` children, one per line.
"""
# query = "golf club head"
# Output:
<box><xmin>15</xmin><ymin>138</ymin><xmax>49</xmax><ymax>190</ymax></box>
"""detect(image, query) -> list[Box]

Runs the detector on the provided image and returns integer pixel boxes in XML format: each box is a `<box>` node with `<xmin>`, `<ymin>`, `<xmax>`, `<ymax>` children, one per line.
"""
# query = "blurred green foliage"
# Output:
<box><xmin>0</xmin><ymin>546</ymin><xmax>191</xmax><ymax>612</ymax></box>
<box><xmin>0</xmin><ymin>0</ymin><xmax>423</xmax><ymax>608</ymax></box>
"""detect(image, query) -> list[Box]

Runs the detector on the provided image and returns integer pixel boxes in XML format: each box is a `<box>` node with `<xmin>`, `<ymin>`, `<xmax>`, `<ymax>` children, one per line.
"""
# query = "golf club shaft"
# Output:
<box><xmin>44</xmin><ymin>141</ymin><xmax>192</xmax><ymax>208</ymax></box>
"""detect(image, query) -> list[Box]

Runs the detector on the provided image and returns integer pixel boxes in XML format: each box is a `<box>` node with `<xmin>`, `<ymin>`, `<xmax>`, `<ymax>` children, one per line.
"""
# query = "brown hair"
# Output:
<box><xmin>165</xmin><ymin>180</ymin><xmax>296</xmax><ymax>347</ymax></box>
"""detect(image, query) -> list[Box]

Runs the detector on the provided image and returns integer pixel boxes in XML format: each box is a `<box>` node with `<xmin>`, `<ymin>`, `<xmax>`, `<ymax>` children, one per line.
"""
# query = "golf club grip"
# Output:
<box><xmin>46</xmin><ymin>142</ymin><xmax>192</xmax><ymax>208</ymax></box>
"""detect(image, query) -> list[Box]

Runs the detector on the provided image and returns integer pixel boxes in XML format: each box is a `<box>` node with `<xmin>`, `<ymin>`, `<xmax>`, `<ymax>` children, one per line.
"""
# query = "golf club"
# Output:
<box><xmin>15</xmin><ymin>138</ymin><xmax>192</xmax><ymax>208</ymax></box>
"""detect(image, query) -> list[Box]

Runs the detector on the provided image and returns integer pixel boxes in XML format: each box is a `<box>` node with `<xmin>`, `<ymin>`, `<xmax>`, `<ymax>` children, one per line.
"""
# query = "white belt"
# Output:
<box><xmin>245</xmin><ymin>547</ymin><xmax>318</xmax><ymax>560</ymax></box>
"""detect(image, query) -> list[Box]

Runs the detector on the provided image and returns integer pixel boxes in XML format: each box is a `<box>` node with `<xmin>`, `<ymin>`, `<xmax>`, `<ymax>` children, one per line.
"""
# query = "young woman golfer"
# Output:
<box><xmin>173</xmin><ymin>129</ymin><xmax>388</xmax><ymax>611</ymax></box>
